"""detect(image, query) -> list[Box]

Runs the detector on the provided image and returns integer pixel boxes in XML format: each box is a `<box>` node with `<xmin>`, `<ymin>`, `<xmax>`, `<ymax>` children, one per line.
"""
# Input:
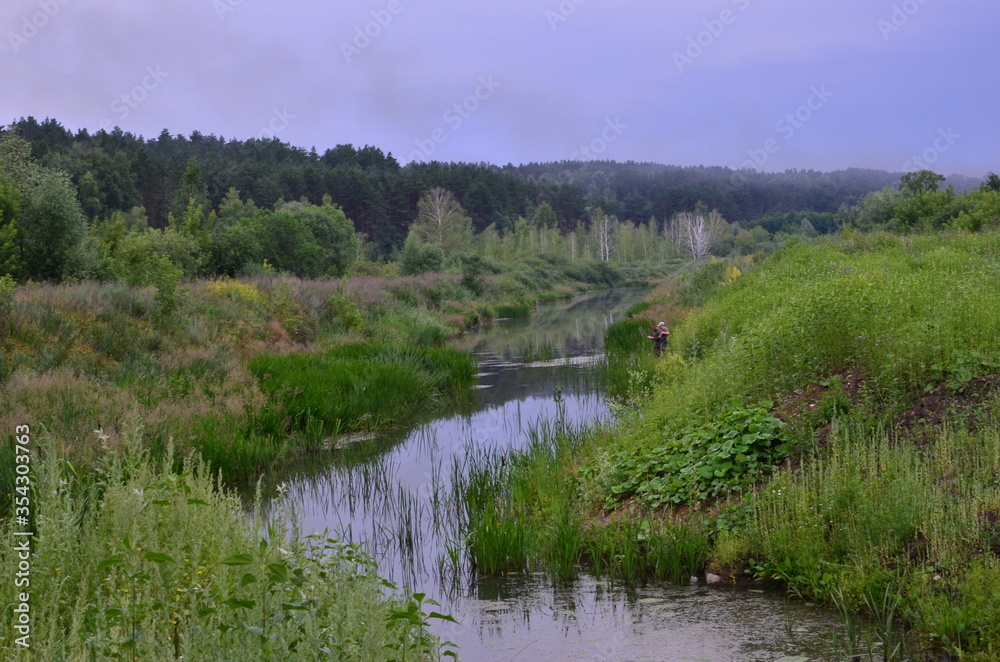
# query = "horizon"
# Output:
<box><xmin>3</xmin><ymin>1</ymin><xmax>998</xmax><ymax>178</ymax></box>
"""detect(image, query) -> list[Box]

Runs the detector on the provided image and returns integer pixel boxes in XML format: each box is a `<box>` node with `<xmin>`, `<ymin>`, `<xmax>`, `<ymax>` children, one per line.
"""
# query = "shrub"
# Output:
<box><xmin>398</xmin><ymin>237</ymin><xmax>443</xmax><ymax>275</ymax></box>
<box><xmin>324</xmin><ymin>292</ymin><xmax>364</xmax><ymax>332</ymax></box>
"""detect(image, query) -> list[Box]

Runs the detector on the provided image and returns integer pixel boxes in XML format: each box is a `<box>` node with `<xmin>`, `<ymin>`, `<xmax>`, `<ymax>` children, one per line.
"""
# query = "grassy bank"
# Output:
<box><xmin>453</xmin><ymin>234</ymin><xmax>1000</xmax><ymax>660</ymax></box>
<box><xmin>0</xmin><ymin>442</ymin><xmax>451</xmax><ymax>660</ymax></box>
<box><xmin>0</xmin><ymin>258</ymin><xmax>674</xmax><ymax>659</ymax></box>
<box><xmin>0</xmin><ymin>255</ymin><xmax>659</xmax><ymax>484</ymax></box>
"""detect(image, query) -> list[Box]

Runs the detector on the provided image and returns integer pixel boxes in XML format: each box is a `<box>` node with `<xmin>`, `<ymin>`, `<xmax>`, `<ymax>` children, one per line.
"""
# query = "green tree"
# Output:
<box><xmin>172</xmin><ymin>157</ymin><xmax>209</xmax><ymax>216</ymax></box>
<box><xmin>259</xmin><ymin>210</ymin><xmax>324</xmax><ymax>278</ymax></box>
<box><xmin>981</xmin><ymin>172</ymin><xmax>1000</xmax><ymax>193</ymax></box>
<box><xmin>0</xmin><ymin>174</ymin><xmax>22</xmax><ymax>278</ymax></box>
<box><xmin>892</xmin><ymin>189</ymin><xmax>958</xmax><ymax>229</ymax></box>
<box><xmin>840</xmin><ymin>187</ymin><xmax>899</xmax><ymax>231</ymax></box>
<box><xmin>210</xmin><ymin>217</ymin><xmax>263</xmax><ymax>276</ymax></box>
<box><xmin>0</xmin><ymin>212</ymin><xmax>18</xmax><ymax>279</ymax></box>
<box><xmin>899</xmin><ymin>169</ymin><xmax>946</xmax><ymax>196</ymax></box>
<box><xmin>475</xmin><ymin>223</ymin><xmax>504</xmax><ymax>262</ymax></box>
<box><xmin>19</xmin><ymin>171</ymin><xmax>88</xmax><ymax>281</ymax></box>
<box><xmin>0</xmin><ymin>133</ymin><xmax>87</xmax><ymax>281</ymax></box>
<box><xmin>532</xmin><ymin>201</ymin><xmax>558</xmax><ymax>230</ymax></box>
<box><xmin>76</xmin><ymin>171</ymin><xmax>103</xmax><ymax>220</ymax></box>
<box><xmin>289</xmin><ymin>197</ymin><xmax>356</xmax><ymax>276</ymax></box>
<box><xmin>409</xmin><ymin>188</ymin><xmax>473</xmax><ymax>257</ymax></box>
<box><xmin>216</xmin><ymin>187</ymin><xmax>258</xmax><ymax>229</ymax></box>
<box><xmin>171</xmin><ymin>197</ymin><xmax>215</xmax><ymax>258</ymax></box>
<box><xmin>109</xmin><ymin>229</ymin><xmax>204</xmax><ymax>284</ymax></box>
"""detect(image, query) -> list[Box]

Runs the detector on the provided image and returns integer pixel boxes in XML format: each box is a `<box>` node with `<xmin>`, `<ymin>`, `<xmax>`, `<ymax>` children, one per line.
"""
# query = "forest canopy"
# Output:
<box><xmin>0</xmin><ymin>116</ymin><xmax>995</xmax><ymax>284</ymax></box>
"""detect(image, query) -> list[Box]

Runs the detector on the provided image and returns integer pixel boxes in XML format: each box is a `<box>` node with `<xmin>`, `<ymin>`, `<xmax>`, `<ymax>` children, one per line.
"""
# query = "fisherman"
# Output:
<box><xmin>648</xmin><ymin>321</ymin><xmax>669</xmax><ymax>355</ymax></box>
<box><xmin>655</xmin><ymin>322</ymin><xmax>669</xmax><ymax>354</ymax></box>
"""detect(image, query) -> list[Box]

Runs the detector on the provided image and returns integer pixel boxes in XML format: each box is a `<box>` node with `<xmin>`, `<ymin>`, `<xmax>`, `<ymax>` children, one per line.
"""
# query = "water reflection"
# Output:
<box><xmin>438</xmin><ymin>574</ymin><xmax>845</xmax><ymax>662</ymax></box>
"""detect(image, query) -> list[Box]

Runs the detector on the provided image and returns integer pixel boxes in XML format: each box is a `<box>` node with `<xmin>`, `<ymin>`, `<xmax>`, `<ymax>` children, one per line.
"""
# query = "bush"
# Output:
<box><xmin>398</xmin><ymin>237</ymin><xmax>443</xmax><ymax>275</ymax></box>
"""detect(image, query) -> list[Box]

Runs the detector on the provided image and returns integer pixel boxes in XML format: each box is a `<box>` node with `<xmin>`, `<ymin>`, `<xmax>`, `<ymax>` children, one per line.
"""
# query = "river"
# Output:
<box><xmin>277</xmin><ymin>288</ymin><xmax>847</xmax><ymax>661</ymax></box>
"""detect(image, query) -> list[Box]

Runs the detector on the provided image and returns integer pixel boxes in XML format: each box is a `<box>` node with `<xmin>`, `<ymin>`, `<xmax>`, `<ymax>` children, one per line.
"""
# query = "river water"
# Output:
<box><xmin>278</xmin><ymin>289</ymin><xmax>846</xmax><ymax>661</ymax></box>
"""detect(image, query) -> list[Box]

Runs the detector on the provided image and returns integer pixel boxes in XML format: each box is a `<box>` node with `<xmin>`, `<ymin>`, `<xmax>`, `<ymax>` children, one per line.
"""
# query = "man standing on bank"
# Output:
<box><xmin>649</xmin><ymin>321</ymin><xmax>669</xmax><ymax>355</ymax></box>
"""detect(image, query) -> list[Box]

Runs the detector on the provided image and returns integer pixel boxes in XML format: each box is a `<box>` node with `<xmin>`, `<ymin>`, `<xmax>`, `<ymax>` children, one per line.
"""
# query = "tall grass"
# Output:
<box><xmin>734</xmin><ymin>421</ymin><xmax>1000</xmax><ymax>657</ymax></box>
<box><xmin>0</xmin><ymin>440</ymin><xmax>446</xmax><ymax>660</ymax></box>
<box><xmin>581</xmin><ymin>516</ymin><xmax>710</xmax><ymax>585</ymax></box>
<box><xmin>249</xmin><ymin>343</ymin><xmax>475</xmax><ymax>440</ymax></box>
<box><xmin>462</xmin><ymin>467</ymin><xmax>533</xmax><ymax>576</ymax></box>
<box><xmin>493</xmin><ymin>301</ymin><xmax>533</xmax><ymax>318</ymax></box>
<box><xmin>453</xmin><ymin>422</ymin><xmax>712</xmax><ymax>586</ymax></box>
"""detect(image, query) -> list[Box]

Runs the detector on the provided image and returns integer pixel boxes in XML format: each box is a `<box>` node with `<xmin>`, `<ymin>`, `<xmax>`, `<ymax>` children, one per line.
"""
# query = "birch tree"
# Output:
<box><xmin>670</xmin><ymin>210</ymin><xmax>725</xmax><ymax>261</ymax></box>
<box><xmin>409</xmin><ymin>187</ymin><xmax>473</xmax><ymax>256</ymax></box>
<box><xmin>591</xmin><ymin>208</ymin><xmax>616</xmax><ymax>262</ymax></box>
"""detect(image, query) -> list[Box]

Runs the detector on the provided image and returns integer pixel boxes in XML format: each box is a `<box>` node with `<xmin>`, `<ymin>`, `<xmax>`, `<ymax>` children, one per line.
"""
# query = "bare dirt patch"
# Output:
<box><xmin>894</xmin><ymin>374</ymin><xmax>1000</xmax><ymax>440</ymax></box>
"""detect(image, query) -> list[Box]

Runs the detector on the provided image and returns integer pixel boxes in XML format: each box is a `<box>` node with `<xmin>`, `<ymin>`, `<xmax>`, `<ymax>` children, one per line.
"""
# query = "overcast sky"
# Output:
<box><xmin>2</xmin><ymin>0</ymin><xmax>997</xmax><ymax>176</ymax></box>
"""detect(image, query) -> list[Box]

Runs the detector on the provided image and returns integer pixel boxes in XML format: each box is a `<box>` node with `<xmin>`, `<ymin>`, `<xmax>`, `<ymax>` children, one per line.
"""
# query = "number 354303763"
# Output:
<box><xmin>14</xmin><ymin>425</ymin><xmax>31</xmax><ymax>506</ymax></box>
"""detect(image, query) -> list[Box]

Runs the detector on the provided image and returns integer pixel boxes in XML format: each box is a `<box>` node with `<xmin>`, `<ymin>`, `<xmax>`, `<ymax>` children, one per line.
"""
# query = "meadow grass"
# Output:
<box><xmin>655</xmin><ymin>232</ymin><xmax>1000</xmax><ymax>423</ymax></box>
<box><xmin>735</xmin><ymin>421</ymin><xmax>1000</xmax><ymax>658</ymax></box>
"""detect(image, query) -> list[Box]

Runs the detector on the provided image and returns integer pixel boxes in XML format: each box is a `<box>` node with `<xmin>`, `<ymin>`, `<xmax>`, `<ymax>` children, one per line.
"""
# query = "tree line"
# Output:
<box><xmin>6</xmin><ymin>118</ymin><xmax>934</xmax><ymax>244</ymax></box>
<box><xmin>1</xmin><ymin>116</ymin><xmax>997</xmax><ymax>285</ymax></box>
